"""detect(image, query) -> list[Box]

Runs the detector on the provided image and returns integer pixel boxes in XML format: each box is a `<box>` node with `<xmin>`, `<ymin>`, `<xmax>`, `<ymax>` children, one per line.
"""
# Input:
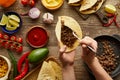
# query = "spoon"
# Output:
<box><xmin>72</xmin><ymin>32</ymin><xmax>96</xmax><ymax>54</ymax></box>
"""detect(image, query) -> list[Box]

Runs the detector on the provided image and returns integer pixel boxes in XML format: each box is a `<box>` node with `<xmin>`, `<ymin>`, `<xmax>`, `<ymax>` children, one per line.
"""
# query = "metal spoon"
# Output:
<box><xmin>72</xmin><ymin>32</ymin><xmax>96</xmax><ymax>54</ymax></box>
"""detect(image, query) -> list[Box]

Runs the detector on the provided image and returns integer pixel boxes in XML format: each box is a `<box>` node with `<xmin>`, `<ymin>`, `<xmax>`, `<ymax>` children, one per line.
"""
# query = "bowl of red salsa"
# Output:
<box><xmin>26</xmin><ymin>26</ymin><xmax>49</xmax><ymax>48</ymax></box>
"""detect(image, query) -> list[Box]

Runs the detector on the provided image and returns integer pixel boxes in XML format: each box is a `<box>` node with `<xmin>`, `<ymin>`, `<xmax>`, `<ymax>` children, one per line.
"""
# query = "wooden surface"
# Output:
<box><xmin>0</xmin><ymin>0</ymin><xmax>120</xmax><ymax>80</ymax></box>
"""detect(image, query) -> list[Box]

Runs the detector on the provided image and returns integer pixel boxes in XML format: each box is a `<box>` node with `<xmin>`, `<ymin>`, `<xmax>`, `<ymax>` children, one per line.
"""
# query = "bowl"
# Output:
<box><xmin>85</xmin><ymin>35</ymin><xmax>120</xmax><ymax>78</ymax></box>
<box><xmin>0</xmin><ymin>55</ymin><xmax>11</xmax><ymax>80</ymax></box>
<box><xmin>1</xmin><ymin>11</ymin><xmax>22</xmax><ymax>34</ymax></box>
<box><xmin>26</xmin><ymin>26</ymin><xmax>49</xmax><ymax>48</ymax></box>
<box><xmin>41</xmin><ymin>0</ymin><xmax>64</xmax><ymax>10</ymax></box>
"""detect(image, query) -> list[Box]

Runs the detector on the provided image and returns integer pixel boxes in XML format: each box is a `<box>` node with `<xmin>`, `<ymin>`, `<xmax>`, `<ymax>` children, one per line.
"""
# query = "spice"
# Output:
<box><xmin>42</xmin><ymin>13</ymin><xmax>54</xmax><ymax>24</ymax></box>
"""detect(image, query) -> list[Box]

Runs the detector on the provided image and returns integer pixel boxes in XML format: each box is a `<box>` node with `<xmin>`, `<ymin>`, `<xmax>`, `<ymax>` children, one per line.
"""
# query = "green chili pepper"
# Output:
<box><xmin>7</xmin><ymin>50</ymin><xmax>18</xmax><ymax>79</ymax></box>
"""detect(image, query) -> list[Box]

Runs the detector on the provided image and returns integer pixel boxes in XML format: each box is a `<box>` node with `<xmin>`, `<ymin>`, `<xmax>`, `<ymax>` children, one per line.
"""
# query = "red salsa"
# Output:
<box><xmin>27</xmin><ymin>27</ymin><xmax>48</xmax><ymax>47</ymax></box>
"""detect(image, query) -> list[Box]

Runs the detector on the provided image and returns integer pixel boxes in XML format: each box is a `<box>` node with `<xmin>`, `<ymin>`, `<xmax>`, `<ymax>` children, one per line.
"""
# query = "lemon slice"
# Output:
<box><xmin>8</xmin><ymin>15</ymin><xmax>20</xmax><ymax>23</ymax></box>
<box><xmin>9</xmin><ymin>19</ymin><xmax>19</xmax><ymax>27</ymax></box>
<box><xmin>104</xmin><ymin>4</ymin><xmax>116</xmax><ymax>14</ymax></box>
<box><xmin>6</xmin><ymin>21</ymin><xmax>17</xmax><ymax>31</ymax></box>
<box><xmin>0</xmin><ymin>14</ymin><xmax>8</xmax><ymax>26</ymax></box>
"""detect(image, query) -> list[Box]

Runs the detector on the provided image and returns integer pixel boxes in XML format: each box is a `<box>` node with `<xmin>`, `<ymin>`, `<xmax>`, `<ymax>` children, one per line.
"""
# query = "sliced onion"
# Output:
<box><xmin>28</xmin><ymin>7</ymin><xmax>41</xmax><ymax>19</ymax></box>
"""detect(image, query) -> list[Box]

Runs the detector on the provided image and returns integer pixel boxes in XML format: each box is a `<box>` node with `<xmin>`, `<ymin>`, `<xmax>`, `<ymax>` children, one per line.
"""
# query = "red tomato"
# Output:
<box><xmin>4</xmin><ymin>41</ymin><xmax>10</xmax><ymax>49</ymax></box>
<box><xmin>3</xmin><ymin>34</ymin><xmax>9</xmax><ymax>40</ymax></box>
<box><xmin>29</xmin><ymin>0</ymin><xmax>35</xmax><ymax>7</ymax></box>
<box><xmin>16</xmin><ymin>38</ymin><xmax>23</xmax><ymax>43</ymax></box>
<box><xmin>16</xmin><ymin>46</ymin><xmax>23</xmax><ymax>53</ymax></box>
<box><xmin>21</xmin><ymin>0</ymin><xmax>29</xmax><ymax>6</ymax></box>
<box><xmin>0</xmin><ymin>33</ymin><xmax>3</xmax><ymax>38</ymax></box>
<box><xmin>10</xmin><ymin>36</ymin><xmax>16</xmax><ymax>41</ymax></box>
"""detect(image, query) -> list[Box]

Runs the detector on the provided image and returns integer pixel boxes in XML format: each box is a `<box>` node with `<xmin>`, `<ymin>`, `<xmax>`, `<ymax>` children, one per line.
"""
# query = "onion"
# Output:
<box><xmin>28</xmin><ymin>7</ymin><xmax>41</xmax><ymax>19</ymax></box>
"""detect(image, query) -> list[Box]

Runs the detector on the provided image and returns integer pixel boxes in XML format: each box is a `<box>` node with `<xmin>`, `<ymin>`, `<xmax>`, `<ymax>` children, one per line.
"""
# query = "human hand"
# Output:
<box><xmin>59</xmin><ymin>46</ymin><xmax>76</xmax><ymax>68</ymax></box>
<box><xmin>80</xmin><ymin>36</ymin><xmax>98</xmax><ymax>66</ymax></box>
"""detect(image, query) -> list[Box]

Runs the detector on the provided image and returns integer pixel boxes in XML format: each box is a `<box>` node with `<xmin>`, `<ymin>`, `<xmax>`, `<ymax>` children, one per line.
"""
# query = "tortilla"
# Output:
<box><xmin>55</xmin><ymin>16</ymin><xmax>82</xmax><ymax>52</ymax></box>
<box><xmin>37</xmin><ymin>57</ymin><xmax>62</xmax><ymax>80</ymax></box>
<box><xmin>80</xmin><ymin>0</ymin><xmax>104</xmax><ymax>14</ymax></box>
<box><xmin>37</xmin><ymin>61</ymin><xmax>56</xmax><ymax>80</ymax></box>
<box><xmin>49</xmin><ymin>61</ymin><xmax>62</xmax><ymax>80</ymax></box>
<box><xmin>68</xmin><ymin>0</ymin><xmax>82</xmax><ymax>6</ymax></box>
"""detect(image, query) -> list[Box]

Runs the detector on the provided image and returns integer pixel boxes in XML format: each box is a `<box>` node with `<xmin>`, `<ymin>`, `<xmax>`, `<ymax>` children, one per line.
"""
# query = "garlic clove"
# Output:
<box><xmin>42</xmin><ymin>13</ymin><xmax>54</xmax><ymax>24</ymax></box>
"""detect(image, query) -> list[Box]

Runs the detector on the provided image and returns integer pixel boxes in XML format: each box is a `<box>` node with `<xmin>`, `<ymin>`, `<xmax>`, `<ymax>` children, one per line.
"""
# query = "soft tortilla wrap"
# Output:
<box><xmin>80</xmin><ymin>0</ymin><xmax>104</xmax><ymax>14</ymax></box>
<box><xmin>37</xmin><ymin>57</ymin><xmax>62</xmax><ymax>80</ymax></box>
<box><xmin>37</xmin><ymin>61</ymin><xmax>56</xmax><ymax>80</ymax></box>
<box><xmin>55</xmin><ymin>16</ymin><xmax>82</xmax><ymax>52</ymax></box>
<box><xmin>68</xmin><ymin>0</ymin><xmax>82</xmax><ymax>6</ymax></box>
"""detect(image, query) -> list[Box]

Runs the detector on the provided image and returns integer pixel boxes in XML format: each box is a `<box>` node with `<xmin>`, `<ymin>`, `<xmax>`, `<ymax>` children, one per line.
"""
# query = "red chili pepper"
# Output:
<box><xmin>15</xmin><ymin>59</ymin><xmax>29</xmax><ymax>80</ymax></box>
<box><xmin>21</xmin><ymin>0</ymin><xmax>29</xmax><ymax>6</ymax></box>
<box><xmin>113</xmin><ymin>15</ymin><xmax>120</xmax><ymax>28</ymax></box>
<box><xmin>17</xmin><ymin>52</ymin><xmax>30</xmax><ymax>73</ymax></box>
<box><xmin>16</xmin><ymin>38</ymin><xmax>23</xmax><ymax>43</ymax></box>
<box><xmin>29</xmin><ymin>0</ymin><xmax>35</xmax><ymax>7</ymax></box>
<box><xmin>106</xmin><ymin>13</ymin><xmax>115</xmax><ymax>18</ymax></box>
<box><xmin>103</xmin><ymin>18</ymin><xmax>114</xmax><ymax>27</ymax></box>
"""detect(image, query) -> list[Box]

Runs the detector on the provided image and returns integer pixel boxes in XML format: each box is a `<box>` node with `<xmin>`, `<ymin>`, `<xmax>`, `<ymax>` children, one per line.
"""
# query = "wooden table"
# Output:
<box><xmin>0</xmin><ymin>0</ymin><xmax>120</xmax><ymax>80</ymax></box>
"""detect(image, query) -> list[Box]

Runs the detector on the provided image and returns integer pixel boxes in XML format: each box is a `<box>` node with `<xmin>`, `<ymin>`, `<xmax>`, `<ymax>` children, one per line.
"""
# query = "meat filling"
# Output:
<box><xmin>61</xmin><ymin>26</ymin><xmax>77</xmax><ymax>48</ymax></box>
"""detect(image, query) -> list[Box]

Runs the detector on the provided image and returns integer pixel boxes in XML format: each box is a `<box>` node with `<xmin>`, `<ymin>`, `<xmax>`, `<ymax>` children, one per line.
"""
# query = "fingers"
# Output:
<box><xmin>59</xmin><ymin>45</ymin><xmax>67</xmax><ymax>57</ymax></box>
<box><xmin>80</xmin><ymin>36</ymin><xmax>98</xmax><ymax>52</ymax></box>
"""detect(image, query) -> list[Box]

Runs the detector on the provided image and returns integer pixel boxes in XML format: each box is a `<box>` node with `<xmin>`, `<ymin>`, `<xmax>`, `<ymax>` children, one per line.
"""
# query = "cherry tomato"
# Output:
<box><xmin>16</xmin><ymin>38</ymin><xmax>23</xmax><ymax>43</ymax></box>
<box><xmin>0</xmin><ymin>33</ymin><xmax>3</xmax><ymax>38</ymax></box>
<box><xmin>29</xmin><ymin>0</ymin><xmax>35</xmax><ymax>7</ymax></box>
<box><xmin>4</xmin><ymin>41</ymin><xmax>10</xmax><ymax>49</ymax></box>
<box><xmin>10</xmin><ymin>36</ymin><xmax>16</xmax><ymax>41</ymax></box>
<box><xmin>10</xmin><ymin>43</ymin><xmax>16</xmax><ymax>50</ymax></box>
<box><xmin>0</xmin><ymin>39</ymin><xmax>4</xmax><ymax>47</ymax></box>
<box><xmin>16</xmin><ymin>46</ymin><xmax>23</xmax><ymax>53</ymax></box>
<box><xmin>3</xmin><ymin>34</ymin><xmax>9</xmax><ymax>40</ymax></box>
<box><xmin>21</xmin><ymin>0</ymin><xmax>29</xmax><ymax>6</ymax></box>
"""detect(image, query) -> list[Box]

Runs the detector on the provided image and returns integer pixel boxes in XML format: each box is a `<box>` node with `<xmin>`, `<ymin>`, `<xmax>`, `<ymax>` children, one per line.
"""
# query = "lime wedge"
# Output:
<box><xmin>9</xmin><ymin>19</ymin><xmax>19</xmax><ymax>27</ymax></box>
<box><xmin>0</xmin><ymin>14</ymin><xmax>8</xmax><ymax>26</ymax></box>
<box><xmin>8</xmin><ymin>15</ymin><xmax>20</xmax><ymax>23</ymax></box>
<box><xmin>6</xmin><ymin>21</ymin><xmax>17</xmax><ymax>31</ymax></box>
<box><xmin>104</xmin><ymin>4</ymin><xmax>116</xmax><ymax>14</ymax></box>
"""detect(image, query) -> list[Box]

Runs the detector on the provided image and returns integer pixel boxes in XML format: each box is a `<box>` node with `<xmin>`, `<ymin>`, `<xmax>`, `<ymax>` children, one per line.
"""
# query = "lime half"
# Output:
<box><xmin>8</xmin><ymin>15</ymin><xmax>20</xmax><ymax>23</ymax></box>
<box><xmin>0</xmin><ymin>14</ymin><xmax>8</xmax><ymax>26</ymax></box>
<box><xmin>105</xmin><ymin>4</ymin><xmax>116</xmax><ymax>14</ymax></box>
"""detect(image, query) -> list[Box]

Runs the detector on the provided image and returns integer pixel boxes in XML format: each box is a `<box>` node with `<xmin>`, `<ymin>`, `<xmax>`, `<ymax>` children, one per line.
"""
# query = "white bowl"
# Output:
<box><xmin>0</xmin><ymin>55</ymin><xmax>11</xmax><ymax>80</ymax></box>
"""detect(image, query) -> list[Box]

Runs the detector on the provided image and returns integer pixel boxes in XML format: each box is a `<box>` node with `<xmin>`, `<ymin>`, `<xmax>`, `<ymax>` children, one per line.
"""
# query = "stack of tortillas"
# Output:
<box><xmin>37</xmin><ymin>57</ymin><xmax>62</xmax><ymax>80</ymax></box>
